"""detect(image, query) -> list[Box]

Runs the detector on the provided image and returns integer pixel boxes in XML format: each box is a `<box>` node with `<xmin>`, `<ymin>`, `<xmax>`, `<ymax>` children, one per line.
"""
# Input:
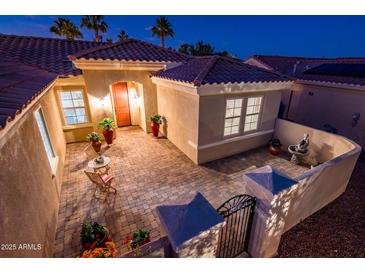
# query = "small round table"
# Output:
<box><xmin>87</xmin><ymin>156</ymin><xmax>111</xmax><ymax>175</ymax></box>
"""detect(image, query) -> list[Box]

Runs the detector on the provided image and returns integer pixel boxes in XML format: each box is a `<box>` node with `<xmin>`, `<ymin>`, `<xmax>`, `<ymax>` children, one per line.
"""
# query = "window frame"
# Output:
<box><xmin>34</xmin><ymin>106</ymin><xmax>58</xmax><ymax>175</ymax></box>
<box><xmin>223</xmin><ymin>97</ymin><xmax>244</xmax><ymax>138</ymax></box>
<box><xmin>58</xmin><ymin>87</ymin><xmax>90</xmax><ymax>127</ymax></box>
<box><xmin>222</xmin><ymin>95</ymin><xmax>264</xmax><ymax>138</ymax></box>
<box><xmin>243</xmin><ymin>96</ymin><xmax>264</xmax><ymax>134</ymax></box>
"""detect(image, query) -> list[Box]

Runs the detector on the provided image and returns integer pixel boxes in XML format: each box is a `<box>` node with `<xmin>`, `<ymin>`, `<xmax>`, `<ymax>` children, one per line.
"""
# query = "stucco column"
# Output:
<box><xmin>242</xmin><ymin>165</ymin><xmax>298</xmax><ymax>258</ymax></box>
<box><xmin>156</xmin><ymin>192</ymin><xmax>225</xmax><ymax>258</ymax></box>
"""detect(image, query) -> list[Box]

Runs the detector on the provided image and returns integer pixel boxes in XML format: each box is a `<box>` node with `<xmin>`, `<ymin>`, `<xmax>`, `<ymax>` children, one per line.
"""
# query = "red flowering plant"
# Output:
<box><xmin>80</xmin><ymin>222</ymin><xmax>112</xmax><ymax>252</ymax></box>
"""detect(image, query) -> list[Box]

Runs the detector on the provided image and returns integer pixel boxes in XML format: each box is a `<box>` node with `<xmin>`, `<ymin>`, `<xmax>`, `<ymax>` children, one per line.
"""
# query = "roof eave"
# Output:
<box><xmin>71</xmin><ymin>59</ymin><xmax>179</xmax><ymax>71</ymax></box>
<box><xmin>151</xmin><ymin>76</ymin><xmax>198</xmax><ymax>94</ymax></box>
<box><xmin>197</xmin><ymin>80</ymin><xmax>294</xmax><ymax>96</ymax></box>
<box><xmin>297</xmin><ymin>79</ymin><xmax>365</xmax><ymax>91</ymax></box>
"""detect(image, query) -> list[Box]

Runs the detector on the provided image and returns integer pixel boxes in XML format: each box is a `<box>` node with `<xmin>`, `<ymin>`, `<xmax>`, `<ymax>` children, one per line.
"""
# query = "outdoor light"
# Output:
<box><xmin>99</xmin><ymin>98</ymin><xmax>106</xmax><ymax>106</ymax></box>
<box><xmin>352</xmin><ymin>112</ymin><xmax>360</xmax><ymax>127</ymax></box>
<box><xmin>133</xmin><ymin>94</ymin><xmax>142</xmax><ymax>106</ymax></box>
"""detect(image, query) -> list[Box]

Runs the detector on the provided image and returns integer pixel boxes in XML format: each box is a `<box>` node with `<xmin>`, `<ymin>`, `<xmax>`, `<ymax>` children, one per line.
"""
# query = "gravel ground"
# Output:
<box><xmin>277</xmin><ymin>152</ymin><xmax>365</xmax><ymax>257</ymax></box>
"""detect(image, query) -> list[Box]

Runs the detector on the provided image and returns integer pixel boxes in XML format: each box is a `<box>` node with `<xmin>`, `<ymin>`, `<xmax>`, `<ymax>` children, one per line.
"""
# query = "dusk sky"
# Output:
<box><xmin>1</xmin><ymin>15</ymin><xmax>365</xmax><ymax>59</ymax></box>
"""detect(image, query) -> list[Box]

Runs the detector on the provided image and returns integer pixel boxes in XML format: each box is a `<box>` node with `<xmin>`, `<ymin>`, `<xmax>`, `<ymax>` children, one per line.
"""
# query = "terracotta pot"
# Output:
<box><xmin>103</xmin><ymin>130</ymin><xmax>114</xmax><ymax>145</ymax></box>
<box><xmin>269</xmin><ymin>145</ymin><xmax>281</xmax><ymax>155</ymax></box>
<box><xmin>91</xmin><ymin>140</ymin><xmax>102</xmax><ymax>153</ymax></box>
<box><xmin>130</xmin><ymin>237</ymin><xmax>150</xmax><ymax>249</ymax></box>
<box><xmin>151</xmin><ymin>122</ymin><xmax>160</xmax><ymax>137</ymax></box>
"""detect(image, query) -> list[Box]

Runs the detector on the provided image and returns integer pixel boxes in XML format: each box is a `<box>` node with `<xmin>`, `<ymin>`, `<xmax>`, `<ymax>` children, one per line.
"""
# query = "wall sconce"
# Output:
<box><xmin>352</xmin><ymin>112</ymin><xmax>360</xmax><ymax>127</ymax></box>
<box><xmin>99</xmin><ymin>98</ymin><xmax>106</xmax><ymax>107</ymax></box>
<box><xmin>133</xmin><ymin>94</ymin><xmax>142</xmax><ymax>107</ymax></box>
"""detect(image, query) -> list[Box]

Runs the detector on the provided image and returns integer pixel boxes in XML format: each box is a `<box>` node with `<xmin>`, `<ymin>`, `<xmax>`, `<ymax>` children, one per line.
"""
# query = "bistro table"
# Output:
<box><xmin>87</xmin><ymin>156</ymin><xmax>111</xmax><ymax>175</ymax></box>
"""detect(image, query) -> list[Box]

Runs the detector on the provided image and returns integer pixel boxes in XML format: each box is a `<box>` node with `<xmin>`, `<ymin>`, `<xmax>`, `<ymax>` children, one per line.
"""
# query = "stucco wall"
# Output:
<box><xmin>245</xmin><ymin>119</ymin><xmax>361</xmax><ymax>257</ymax></box>
<box><xmin>0</xmin><ymin>87</ymin><xmax>66</xmax><ymax>257</ymax></box>
<box><xmin>274</xmin><ymin>118</ymin><xmax>355</xmax><ymax>163</ymax></box>
<box><xmin>82</xmin><ymin>70</ymin><xmax>158</xmax><ymax>133</ymax></box>
<box><xmin>286</xmin><ymin>83</ymin><xmax>365</xmax><ymax>149</ymax></box>
<box><xmin>274</xmin><ymin>119</ymin><xmax>361</xmax><ymax>233</ymax></box>
<box><xmin>197</xmin><ymin>91</ymin><xmax>282</xmax><ymax>163</ymax></box>
<box><xmin>156</xmin><ymin>86</ymin><xmax>199</xmax><ymax>163</ymax></box>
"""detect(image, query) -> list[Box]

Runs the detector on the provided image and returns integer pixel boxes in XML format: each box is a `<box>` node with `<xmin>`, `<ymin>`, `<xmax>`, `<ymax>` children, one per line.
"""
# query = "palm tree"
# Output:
<box><xmin>151</xmin><ymin>16</ymin><xmax>174</xmax><ymax>48</ymax></box>
<box><xmin>106</xmin><ymin>38</ymin><xmax>113</xmax><ymax>45</ymax></box>
<box><xmin>49</xmin><ymin>18</ymin><xmax>83</xmax><ymax>40</ymax></box>
<box><xmin>80</xmin><ymin>15</ymin><xmax>108</xmax><ymax>42</ymax></box>
<box><xmin>117</xmin><ymin>30</ymin><xmax>129</xmax><ymax>41</ymax></box>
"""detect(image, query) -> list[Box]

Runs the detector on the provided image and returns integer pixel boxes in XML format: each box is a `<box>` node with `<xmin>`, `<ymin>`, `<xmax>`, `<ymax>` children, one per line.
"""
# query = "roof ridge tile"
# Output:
<box><xmin>193</xmin><ymin>56</ymin><xmax>219</xmax><ymax>86</ymax></box>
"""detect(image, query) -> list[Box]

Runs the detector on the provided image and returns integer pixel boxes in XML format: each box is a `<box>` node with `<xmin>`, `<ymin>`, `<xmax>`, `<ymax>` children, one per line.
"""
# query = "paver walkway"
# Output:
<box><xmin>53</xmin><ymin>126</ymin><xmax>307</xmax><ymax>257</ymax></box>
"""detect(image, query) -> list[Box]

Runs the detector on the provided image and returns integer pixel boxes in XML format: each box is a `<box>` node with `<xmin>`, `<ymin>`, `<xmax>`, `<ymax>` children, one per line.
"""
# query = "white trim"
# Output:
<box><xmin>33</xmin><ymin>106</ymin><xmax>59</xmax><ymax>177</ymax></box>
<box><xmin>151</xmin><ymin>77</ymin><xmax>198</xmax><ymax>94</ymax></box>
<box><xmin>73</xmin><ymin>59</ymin><xmax>177</xmax><ymax>71</ymax></box>
<box><xmin>297</xmin><ymin>79</ymin><xmax>365</xmax><ymax>91</ymax></box>
<box><xmin>58</xmin><ymin>89</ymin><xmax>89</xmax><ymax>126</ymax></box>
<box><xmin>63</xmin><ymin>122</ymin><xmax>94</xmax><ymax>131</ymax></box>
<box><xmin>198</xmin><ymin>129</ymin><xmax>274</xmax><ymax>150</ymax></box>
<box><xmin>243</xmin><ymin>95</ymin><xmax>264</xmax><ymax>133</ymax></box>
<box><xmin>197</xmin><ymin>81</ymin><xmax>293</xmax><ymax>96</ymax></box>
<box><xmin>55</xmin><ymin>75</ymin><xmax>86</xmax><ymax>86</ymax></box>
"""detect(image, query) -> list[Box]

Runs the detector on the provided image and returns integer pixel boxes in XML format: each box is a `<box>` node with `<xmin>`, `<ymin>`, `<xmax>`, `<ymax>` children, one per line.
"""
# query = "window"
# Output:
<box><xmin>224</xmin><ymin>98</ymin><xmax>243</xmax><ymax>136</ymax></box>
<box><xmin>59</xmin><ymin>90</ymin><xmax>88</xmax><ymax>125</ymax></box>
<box><xmin>244</xmin><ymin>96</ymin><xmax>262</xmax><ymax>132</ymax></box>
<box><xmin>35</xmin><ymin>108</ymin><xmax>55</xmax><ymax>164</ymax></box>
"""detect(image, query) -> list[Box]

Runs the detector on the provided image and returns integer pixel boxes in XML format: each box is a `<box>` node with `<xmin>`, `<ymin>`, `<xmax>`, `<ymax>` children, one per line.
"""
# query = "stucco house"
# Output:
<box><xmin>0</xmin><ymin>33</ymin><xmax>292</xmax><ymax>256</ymax></box>
<box><xmin>0</xmin><ymin>33</ymin><xmax>361</xmax><ymax>258</ymax></box>
<box><xmin>245</xmin><ymin>55</ymin><xmax>365</xmax><ymax>149</ymax></box>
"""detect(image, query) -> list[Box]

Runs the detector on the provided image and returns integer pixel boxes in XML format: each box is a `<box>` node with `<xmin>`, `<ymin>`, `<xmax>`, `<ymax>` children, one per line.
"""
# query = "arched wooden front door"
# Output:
<box><xmin>112</xmin><ymin>82</ymin><xmax>131</xmax><ymax>127</ymax></box>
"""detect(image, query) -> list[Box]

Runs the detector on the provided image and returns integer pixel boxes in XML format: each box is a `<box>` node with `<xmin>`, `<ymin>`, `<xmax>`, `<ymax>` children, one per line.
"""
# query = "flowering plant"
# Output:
<box><xmin>80</xmin><ymin>242</ymin><xmax>117</xmax><ymax>258</ymax></box>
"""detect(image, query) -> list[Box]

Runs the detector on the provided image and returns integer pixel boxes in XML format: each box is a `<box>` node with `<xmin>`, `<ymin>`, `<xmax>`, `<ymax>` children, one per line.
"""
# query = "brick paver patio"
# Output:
<box><xmin>53</xmin><ymin>126</ymin><xmax>307</xmax><ymax>257</ymax></box>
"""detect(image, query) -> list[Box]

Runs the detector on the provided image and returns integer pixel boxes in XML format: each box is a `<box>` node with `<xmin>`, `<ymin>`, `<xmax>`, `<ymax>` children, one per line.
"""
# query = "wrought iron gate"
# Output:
<box><xmin>216</xmin><ymin>194</ymin><xmax>256</xmax><ymax>258</ymax></box>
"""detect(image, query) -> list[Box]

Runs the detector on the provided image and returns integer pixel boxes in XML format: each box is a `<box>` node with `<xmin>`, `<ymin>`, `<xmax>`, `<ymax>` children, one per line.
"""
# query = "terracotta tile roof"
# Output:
<box><xmin>0</xmin><ymin>33</ymin><xmax>103</xmax><ymax>76</ymax></box>
<box><xmin>0</xmin><ymin>60</ymin><xmax>57</xmax><ymax>129</ymax></box>
<box><xmin>248</xmin><ymin>55</ymin><xmax>365</xmax><ymax>87</ymax></box>
<box><xmin>69</xmin><ymin>38</ymin><xmax>188</xmax><ymax>63</ymax></box>
<box><xmin>153</xmin><ymin>55</ymin><xmax>290</xmax><ymax>86</ymax></box>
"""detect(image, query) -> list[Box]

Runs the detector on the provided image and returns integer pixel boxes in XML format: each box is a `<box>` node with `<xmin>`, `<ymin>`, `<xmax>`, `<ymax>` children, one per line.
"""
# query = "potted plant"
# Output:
<box><xmin>148</xmin><ymin>113</ymin><xmax>162</xmax><ymax>137</ymax></box>
<box><xmin>79</xmin><ymin>241</ymin><xmax>117</xmax><ymax>258</ymax></box>
<box><xmin>129</xmin><ymin>229</ymin><xmax>150</xmax><ymax>249</ymax></box>
<box><xmin>269</xmin><ymin>138</ymin><xmax>282</xmax><ymax>155</ymax></box>
<box><xmin>86</xmin><ymin>132</ymin><xmax>102</xmax><ymax>153</ymax></box>
<box><xmin>97</xmin><ymin>117</ymin><xmax>117</xmax><ymax>145</ymax></box>
<box><xmin>80</xmin><ymin>222</ymin><xmax>112</xmax><ymax>252</ymax></box>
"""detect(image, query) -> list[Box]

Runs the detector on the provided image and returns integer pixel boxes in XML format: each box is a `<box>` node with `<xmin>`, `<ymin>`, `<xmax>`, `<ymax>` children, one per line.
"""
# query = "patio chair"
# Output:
<box><xmin>84</xmin><ymin>170</ymin><xmax>117</xmax><ymax>202</ymax></box>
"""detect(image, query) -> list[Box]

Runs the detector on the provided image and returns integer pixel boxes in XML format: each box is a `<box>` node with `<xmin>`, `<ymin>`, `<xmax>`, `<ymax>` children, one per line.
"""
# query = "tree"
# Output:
<box><xmin>49</xmin><ymin>18</ymin><xmax>83</xmax><ymax>40</ymax></box>
<box><xmin>151</xmin><ymin>16</ymin><xmax>174</xmax><ymax>48</ymax></box>
<box><xmin>190</xmin><ymin>41</ymin><xmax>215</xmax><ymax>56</ymax></box>
<box><xmin>106</xmin><ymin>38</ymin><xmax>113</xmax><ymax>45</ymax></box>
<box><xmin>177</xmin><ymin>41</ymin><xmax>234</xmax><ymax>57</ymax></box>
<box><xmin>117</xmin><ymin>30</ymin><xmax>129</xmax><ymax>41</ymax></box>
<box><xmin>80</xmin><ymin>15</ymin><xmax>108</xmax><ymax>42</ymax></box>
<box><xmin>178</xmin><ymin>43</ymin><xmax>190</xmax><ymax>55</ymax></box>
<box><xmin>178</xmin><ymin>41</ymin><xmax>215</xmax><ymax>56</ymax></box>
